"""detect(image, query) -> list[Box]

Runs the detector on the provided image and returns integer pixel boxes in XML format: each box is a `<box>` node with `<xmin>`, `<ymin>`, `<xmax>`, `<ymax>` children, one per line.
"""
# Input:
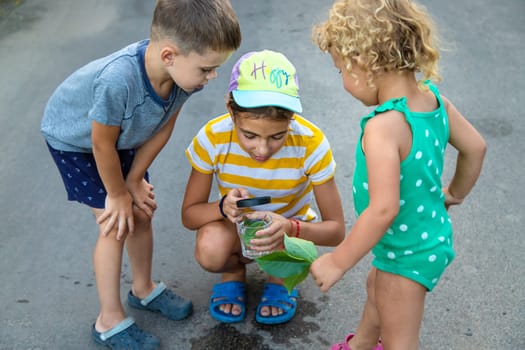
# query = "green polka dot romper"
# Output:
<box><xmin>352</xmin><ymin>81</ymin><xmax>455</xmax><ymax>291</ymax></box>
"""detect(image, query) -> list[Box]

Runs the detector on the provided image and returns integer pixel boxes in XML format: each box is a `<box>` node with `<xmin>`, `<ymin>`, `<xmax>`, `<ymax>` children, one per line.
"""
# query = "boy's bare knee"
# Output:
<box><xmin>133</xmin><ymin>206</ymin><xmax>152</xmax><ymax>226</ymax></box>
<box><xmin>130</xmin><ymin>207</ymin><xmax>153</xmax><ymax>235</ymax></box>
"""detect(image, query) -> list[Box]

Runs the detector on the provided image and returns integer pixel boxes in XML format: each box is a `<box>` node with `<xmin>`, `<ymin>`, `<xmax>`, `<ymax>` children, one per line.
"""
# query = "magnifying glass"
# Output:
<box><xmin>236</xmin><ymin>196</ymin><xmax>271</xmax><ymax>208</ymax></box>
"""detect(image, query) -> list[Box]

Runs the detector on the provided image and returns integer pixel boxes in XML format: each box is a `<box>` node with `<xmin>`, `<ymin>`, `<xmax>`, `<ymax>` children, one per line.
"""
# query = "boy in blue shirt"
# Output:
<box><xmin>41</xmin><ymin>0</ymin><xmax>241</xmax><ymax>348</ymax></box>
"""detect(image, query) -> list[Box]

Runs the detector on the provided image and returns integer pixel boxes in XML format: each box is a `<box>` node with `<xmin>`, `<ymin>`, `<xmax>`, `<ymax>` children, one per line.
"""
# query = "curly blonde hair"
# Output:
<box><xmin>313</xmin><ymin>0</ymin><xmax>441</xmax><ymax>89</ymax></box>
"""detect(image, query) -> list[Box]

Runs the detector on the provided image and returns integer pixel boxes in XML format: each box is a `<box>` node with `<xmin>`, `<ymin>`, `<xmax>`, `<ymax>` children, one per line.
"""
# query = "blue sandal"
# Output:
<box><xmin>127</xmin><ymin>282</ymin><xmax>193</xmax><ymax>321</ymax></box>
<box><xmin>256</xmin><ymin>283</ymin><xmax>299</xmax><ymax>325</ymax></box>
<box><xmin>91</xmin><ymin>317</ymin><xmax>160</xmax><ymax>349</ymax></box>
<box><xmin>209</xmin><ymin>281</ymin><xmax>246</xmax><ymax>323</ymax></box>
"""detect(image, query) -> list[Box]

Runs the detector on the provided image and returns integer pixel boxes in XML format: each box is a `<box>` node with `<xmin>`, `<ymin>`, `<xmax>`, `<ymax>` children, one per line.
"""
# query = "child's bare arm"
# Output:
<box><xmin>91</xmin><ymin>120</ymin><xmax>134</xmax><ymax>239</ymax></box>
<box><xmin>243</xmin><ymin>179</ymin><xmax>347</xmax><ymax>253</ymax></box>
<box><xmin>312</xmin><ymin>114</ymin><xmax>402</xmax><ymax>291</ymax></box>
<box><xmin>306</xmin><ymin>179</ymin><xmax>346</xmax><ymax>246</ymax></box>
<box><xmin>181</xmin><ymin>169</ymin><xmax>217</xmax><ymax>230</ymax></box>
<box><xmin>443</xmin><ymin>96</ymin><xmax>486</xmax><ymax>206</ymax></box>
<box><xmin>126</xmin><ymin>109</ymin><xmax>181</xmax><ymax>216</ymax></box>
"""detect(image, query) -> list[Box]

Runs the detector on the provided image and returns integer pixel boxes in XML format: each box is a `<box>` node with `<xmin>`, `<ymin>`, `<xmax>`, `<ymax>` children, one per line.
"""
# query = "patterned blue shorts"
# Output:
<box><xmin>46</xmin><ymin>143</ymin><xmax>149</xmax><ymax>209</ymax></box>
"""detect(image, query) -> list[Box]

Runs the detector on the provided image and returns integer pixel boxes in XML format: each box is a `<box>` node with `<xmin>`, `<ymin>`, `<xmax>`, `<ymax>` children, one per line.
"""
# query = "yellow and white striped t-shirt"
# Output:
<box><xmin>185</xmin><ymin>113</ymin><xmax>336</xmax><ymax>221</ymax></box>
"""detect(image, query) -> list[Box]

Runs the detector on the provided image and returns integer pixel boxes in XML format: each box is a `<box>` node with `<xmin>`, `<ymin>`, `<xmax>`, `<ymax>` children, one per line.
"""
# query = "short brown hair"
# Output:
<box><xmin>151</xmin><ymin>0</ymin><xmax>241</xmax><ymax>55</ymax></box>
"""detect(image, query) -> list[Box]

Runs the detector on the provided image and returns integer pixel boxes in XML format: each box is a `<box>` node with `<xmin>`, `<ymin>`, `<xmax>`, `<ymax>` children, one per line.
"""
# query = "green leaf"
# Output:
<box><xmin>254</xmin><ymin>234</ymin><xmax>318</xmax><ymax>292</ymax></box>
<box><xmin>255</xmin><ymin>251</ymin><xmax>309</xmax><ymax>278</ymax></box>
<box><xmin>282</xmin><ymin>235</ymin><xmax>317</xmax><ymax>262</ymax></box>
<box><xmin>283</xmin><ymin>269</ymin><xmax>310</xmax><ymax>294</ymax></box>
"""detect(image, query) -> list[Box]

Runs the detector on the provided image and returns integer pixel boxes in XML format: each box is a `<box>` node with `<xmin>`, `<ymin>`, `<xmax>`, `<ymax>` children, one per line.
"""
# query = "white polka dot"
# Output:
<box><xmin>404</xmin><ymin>250</ymin><xmax>413</xmax><ymax>255</ymax></box>
<box><xmin>435</xmin><ymin>168</ymin><xmax>439</xmax><ymax>175</ymax></box>
<box><xmin>440</xmin><ymin>217</ymin><xmax>445</xmax><ymax>224</ymax></box>
<box><xmin>386</xmin><ymin>228</ymin><xmax>394</xmax><ymax>235</ymax></box>
<box><xmin>387</xmin><ymin>252</ymin><xmax>396</xmax><ymax>259</ymax></box>
<box><xmin>416</xmin><ymin>179</ymin><xmax>423</xmax><ymax>187</ymax></box>
<box><xmin>417</xmin><ymin>205</ymin><xmax>424</xmax><ymax>213</ymax></box>
<box><xmin>438</xmin><ymin>236</ymin><xmax>445</xmax><ymax>242</ymax></box>
<box><xmin>432</xmin><ymin>211</ymin><xmax>436</xmax><ymax>218</ymax></box>
<box><xmin>353</xmin><ymin>186</ymin><xmax>356</xmax><ymax>193</ymax></box>
<box><xmin>400</xmin><ymin>174</ymin><xmax>404</xmax><ymax>181</ymax></box>
<box><xmin>421</xmin><ymin>232</ymin><xmax>429</xmax><ymax>240</ymax></box>
<box><xmin>412</xmin><ymin>270</ymin><xmax>420</xmax><ymax>275</ymax></box>
<box><xmin>399</xmin><ymin>224</ymin><xmax>408</xmax><ymax>232</ymax></box>
<box><xmin>427</xmin><ymin>160</ymin><xmax>433</xmax><ymax>167</ymax></box>
<box><xmin>363</xmin><ymin>182</ymin><xmax>368</xmax><ymax>190</ymax></box>
<box><xmin>432</xmin><ymin>278</ymin><xmax>438</xmax><ymax>283</ymax></box>
<box><xmin>400</xmin><ymin>199</ymin><xmax>406</xmax><ymax>206</ymax></box>
<box><xmin>443</xmin><ymin>117</ymin><xmax>447</xmax><ymax>125</ymax></box>
<box><xmin>434</xmin><ymin>139</ymin><xmax>440</xmax><ymax>146</ymax></box>
<box><xmin>415</xmin><ymin>151</ymin><xmax>423</xmax><ymax>159</ymax></box>
<box><xmin>428</xmin><ymin>254</ymin><xmax>437</xmax><ymax>262</ymax></box>
<box><xmin>445</xmin><ymin>258</ymin><xmax>449</xmax><ymax>265</ymax></box>
<box><xmin>430</xmin><ymin>186</ymin><xmax>437</xmax><ymax>192</ymax></box>
<box><xmin>425</xmin><ymin>129</ymin><xmax>430</xmax><ymax>137</ymax></box>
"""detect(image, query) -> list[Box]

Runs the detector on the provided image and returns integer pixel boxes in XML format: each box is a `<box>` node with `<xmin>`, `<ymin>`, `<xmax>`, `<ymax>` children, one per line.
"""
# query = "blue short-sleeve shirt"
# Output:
<box><xmin>41</xmin><ymin>39</ymin><xmax>196</xmax><ymax>152</ymax></box>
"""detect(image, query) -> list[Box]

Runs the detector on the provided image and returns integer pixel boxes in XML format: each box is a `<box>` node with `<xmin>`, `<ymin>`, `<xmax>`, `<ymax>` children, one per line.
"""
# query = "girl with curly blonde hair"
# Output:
<box><xmin>310</xmin><ymin>0</ymin><xmax>486</xmax><ymax>349</ymax></box>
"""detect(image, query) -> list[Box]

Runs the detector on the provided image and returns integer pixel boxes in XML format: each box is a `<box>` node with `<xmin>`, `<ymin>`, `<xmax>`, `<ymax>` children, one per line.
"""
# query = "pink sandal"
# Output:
<box><xmin>331</xmin><ymin>333</ymin><xmax>383</xmax><ymax>350</ymax></box>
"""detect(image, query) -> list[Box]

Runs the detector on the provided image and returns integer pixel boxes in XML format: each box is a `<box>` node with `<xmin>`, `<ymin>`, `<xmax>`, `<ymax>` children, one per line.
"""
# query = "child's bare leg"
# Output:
<box><xmin>375</xmin><ymin>270</ymin><xmax>426</xmax><ymax>350</ymax></box>
<box><xmin>195</xmin><ymin>220</ymin><xmax>245</xmax><ymax>316</ymax></box>
<box><xmin>125</xmin><ymin>206</ymin><xmax>155</xmax><ymax>298</ymax></box>
<box><xmin>92</xmin><ymin>208</ymin><xmax>127</xmax><ymax>332</ymax></box>
<box><xmin>348</xmin><ymin>267</ymin><xmax>382</xmax><ymax>350</ymax></box>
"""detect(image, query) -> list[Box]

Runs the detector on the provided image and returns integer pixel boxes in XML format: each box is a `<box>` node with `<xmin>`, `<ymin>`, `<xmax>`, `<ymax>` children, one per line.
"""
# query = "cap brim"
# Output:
<box><xmin>232</xmin><ymin>90</ymin><xmax>302</xmax><ymax>114</ymax></box>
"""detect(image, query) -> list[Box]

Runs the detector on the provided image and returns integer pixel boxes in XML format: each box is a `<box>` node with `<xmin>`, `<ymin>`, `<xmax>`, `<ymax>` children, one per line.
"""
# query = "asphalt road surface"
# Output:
<box><xmin>0</xmin><ymin>0</ymin><xmax>523</xmax><ymax>349</ymax></box>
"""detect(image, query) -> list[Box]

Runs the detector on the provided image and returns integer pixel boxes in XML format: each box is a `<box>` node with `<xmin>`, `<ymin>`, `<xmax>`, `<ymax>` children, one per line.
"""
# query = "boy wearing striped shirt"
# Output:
<box><xmin>181</xmin><ymin>50</ymin><xmax>345</xmax><ymax>324</ymax></box>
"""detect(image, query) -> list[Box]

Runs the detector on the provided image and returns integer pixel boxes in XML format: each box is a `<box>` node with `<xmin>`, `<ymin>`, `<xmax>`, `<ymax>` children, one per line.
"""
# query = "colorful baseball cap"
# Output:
<box><xmin>228</xmin><ymin>50</ymin><xmax>302</xmax><ymax>114</ymax></box>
